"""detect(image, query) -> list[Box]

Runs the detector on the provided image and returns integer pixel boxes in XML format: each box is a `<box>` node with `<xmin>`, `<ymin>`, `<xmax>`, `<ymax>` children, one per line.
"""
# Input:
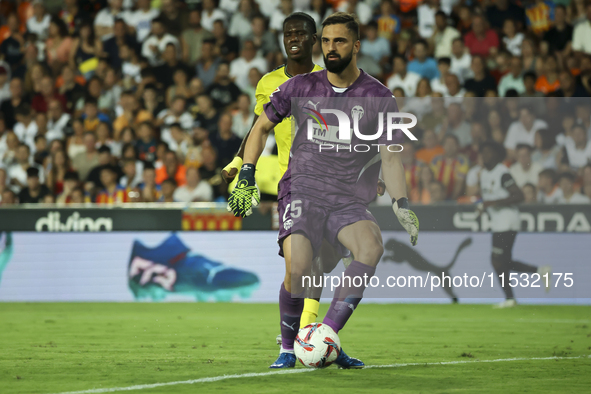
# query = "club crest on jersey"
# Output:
<box><xmin>351</xmin><ymin>105</ymin><xmax>364</xmax><ymax>121</ymax></box>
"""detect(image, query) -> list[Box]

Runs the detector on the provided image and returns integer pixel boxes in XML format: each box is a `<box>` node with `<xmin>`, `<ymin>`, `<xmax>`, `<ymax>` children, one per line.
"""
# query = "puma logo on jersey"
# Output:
<box><xmin>306</xmin><ymin>100</ymin><xmax>320</xmax><ymax>110</ymax></box>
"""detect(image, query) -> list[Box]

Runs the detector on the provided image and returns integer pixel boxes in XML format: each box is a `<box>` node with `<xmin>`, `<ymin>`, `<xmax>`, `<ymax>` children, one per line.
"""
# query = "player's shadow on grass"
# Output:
<box><xmin>382</xmin><ymin>237</ymin><xmax>473</xmax><ymax>302</ymax></box>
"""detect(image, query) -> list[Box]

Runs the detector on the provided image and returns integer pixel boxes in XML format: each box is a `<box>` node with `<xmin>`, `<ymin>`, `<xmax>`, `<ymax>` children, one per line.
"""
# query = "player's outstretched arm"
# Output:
<box><xmin>380</xmin><ymin>146</ymin><xmax>419</xmax><ymax>246</ymax></box>
<box><xmin>221</xmin><ymin>115</ymin><xmax>259</xmax><ymax>183</ymax></box>
<box><xmin>227</xmin><ymin>112</ymin><xmax>277</xmax><ymax>217</ymax></box>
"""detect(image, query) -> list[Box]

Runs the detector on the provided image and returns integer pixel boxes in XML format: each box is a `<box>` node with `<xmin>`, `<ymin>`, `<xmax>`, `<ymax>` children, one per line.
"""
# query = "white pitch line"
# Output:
<box><xmin>54</xmin><ymin>355</ymin><xmax>590</xmax><ymax>394</ymax></box>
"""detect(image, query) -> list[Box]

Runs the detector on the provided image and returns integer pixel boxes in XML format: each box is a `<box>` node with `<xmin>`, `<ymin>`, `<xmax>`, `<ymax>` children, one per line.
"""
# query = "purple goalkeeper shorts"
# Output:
<box><xmin>277</xmin><ymin>171</ymin><xmax>378</xmax><ymax>258</ymax></box>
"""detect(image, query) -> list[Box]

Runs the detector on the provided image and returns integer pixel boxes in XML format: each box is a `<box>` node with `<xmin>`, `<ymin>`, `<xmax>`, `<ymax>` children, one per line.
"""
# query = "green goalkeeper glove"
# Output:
<box><xmin>393</xmin><ymin>197</ymin><xmax>419</xmax><ymax>246</ymax></box>
<box><xmin>227</xmin><ymin>164</ymin><xmax>260</xmax><ymax>217</ymax></box>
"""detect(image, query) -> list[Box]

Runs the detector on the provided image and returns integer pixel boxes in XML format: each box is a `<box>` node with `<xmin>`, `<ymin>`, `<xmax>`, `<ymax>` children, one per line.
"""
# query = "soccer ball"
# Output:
<box><xmin>294</xmin><ymin>323</ymin><xmax>341</xmax><ymax>368</ymax></box>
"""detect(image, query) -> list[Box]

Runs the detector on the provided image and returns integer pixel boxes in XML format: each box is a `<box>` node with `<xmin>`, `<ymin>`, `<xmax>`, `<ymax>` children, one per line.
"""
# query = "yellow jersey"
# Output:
<box><xmin>254</xmin><ymin>63</ymin><xmax>324</xmax><ymax>177</ymax></box>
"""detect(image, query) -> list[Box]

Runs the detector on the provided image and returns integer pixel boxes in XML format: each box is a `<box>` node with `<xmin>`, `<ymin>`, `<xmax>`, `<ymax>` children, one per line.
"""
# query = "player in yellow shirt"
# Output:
<box><xmin>222</xmin><ymin>13</ymin><xmax>328</xmax><ymax>333</ymax></box>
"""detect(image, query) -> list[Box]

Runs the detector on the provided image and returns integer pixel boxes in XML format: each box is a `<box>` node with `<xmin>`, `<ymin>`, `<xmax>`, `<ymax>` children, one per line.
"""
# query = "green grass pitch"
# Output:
<box><xmin>1</xmin><ymin>303</ymin><xmax>590</xmax><ymax>393</ymax></box>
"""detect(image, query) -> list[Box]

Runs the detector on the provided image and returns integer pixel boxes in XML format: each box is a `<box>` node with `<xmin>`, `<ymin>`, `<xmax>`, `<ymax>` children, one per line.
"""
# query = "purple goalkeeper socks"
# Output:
<box><xmin>279</xmin><ymin>283</ymin><xmax>304</xmax><ymax>351</ymax></box>
<box><xmin>323</xmin><ymin>260</ymin><xmax>376</xmax><ymax>334</ymax></box>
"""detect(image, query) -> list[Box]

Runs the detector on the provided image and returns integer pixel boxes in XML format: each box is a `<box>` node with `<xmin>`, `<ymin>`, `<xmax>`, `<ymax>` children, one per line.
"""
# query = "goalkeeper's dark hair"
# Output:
<box><xmin>322</xmin><ymin>12</ymin><xmax>360</xmax><ymax>41</ymax></box>
<box><xmin>283</xmin><ymin>12</ymin><xmax>317</xmax><ymax>35</ymax></box>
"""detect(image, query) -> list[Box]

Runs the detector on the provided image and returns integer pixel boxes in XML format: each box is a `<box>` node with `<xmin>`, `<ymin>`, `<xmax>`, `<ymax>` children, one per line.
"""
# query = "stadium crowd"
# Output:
<box><xmin>0</xmin><ymin>0</ymin><xmax>590</xmax><ymax>206</ymax></box>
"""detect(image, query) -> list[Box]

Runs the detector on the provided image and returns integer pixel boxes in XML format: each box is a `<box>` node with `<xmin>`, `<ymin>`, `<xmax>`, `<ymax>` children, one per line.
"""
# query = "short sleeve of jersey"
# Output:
<box><xmin>254</xmin><ymin>77</ymin><xmax>268</xmax><ymax>117</ymax></box>
<box><xmin>377</xmin><ymin>94</ymin><xmax>402</xmax><ymax>145</ymax></box>
<box><xmin>263</xmin><ymin>78</ymin><xmax>296</xmax><ymax>124</ymax></box>
<box><xmin>501</xmin><ymin>172</ymin><xmax>516</xmax><ymax>190</ymax></box>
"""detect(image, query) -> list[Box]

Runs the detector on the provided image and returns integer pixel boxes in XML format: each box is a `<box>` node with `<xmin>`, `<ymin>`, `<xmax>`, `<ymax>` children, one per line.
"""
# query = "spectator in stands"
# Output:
<box><xmin>374</xmin><ymin>0</ymin><xmax>401</xmax><ymax>42</ymax></box>
<box><xmin>510</xmin><ymin>144</ymin><xmax>543</xmax><ymax>188</ymax></box>
<box><xmin>207</xmin><ymin>63</ymin><xmax>242</xmax><ymax>110</ymax></box>
<box><xmin>521</xmin><ymin>71</ymin><xmax>542</xmax><ymax>98</ymax></box>
<box><xmin>430</xmin><ymin>58</ymin><xmax>451</xmax><ymax>96</ymax></box>
<box><xmin>135</xmin><ymin>122</ymin><xmax>157</xmax><ymax>163</ymax></box>
<box><xmin>429</xmin><ymin>180</ymin><xmax>447</xmax><ymax>203</ymax></box>
<box><xmin>201</xmin><ymin>0</ymin><xmax>227</xmax><ymax>32</ymax></box>
<box><xmin>400</xmin><ymin>141</ymin><xmax>424</xmax><ymax>199</ymax></box>
<box><xmin>464</xmin><ymin>56</ymin><xmax>497</xmax><ymax>97</ymax></box>
<box><xmin>18</xmin><ymin>167</ymin><xmax>50</xmax><ymax>204</ymax></box>
<box><xmin>128</xmin><ymin>0</ymin><xmax>160</xmax><ymax>43</ymax></box>
<box><xmin>82</xmin><ymin>99</ymin><xmax>109</xmax><ymax>133</ymax></box>
<box><xmin>416</xmin><ymin>0</ymin><xmax>438</xmax><ymax>39</ymax></box>
<box><xmin>535</xmin><ymin>55</ymin><xmax>560</xmax><ymax>95</ymax></box>
<box><xmin>156</xmin><ymin>150</ymin><xmax>186</xmax><ymax>186</ymax></box>
<box><xmin>416</xmin><ymin>129</ymin><xmax>444</xmax><ymax>164</ymax></box>
<box><xmin>537</xmin><ymin>168</ymin><xmax>563</xmax><ymax>203</ymax></box>
<box><xmin>8</xmin><ymin>143</ymin><xmax>45</xmax><ymax>191</ymax></box>
<box><xmin>437</xmin><ymin>103</ymin><xmax>471</xmax><ymax>147</ymax></box>
<box><xmin>557</xmin><ymin>71</ymin><xmax>590</xmax><ymax>98</ymax></box>
<box><xmin>498</xmin><ymin>56</ymin><xmax>525</xmax><ymax>97</ymax></box>
<box><xmin>244</xmin><ymin>14</ymin><xmax>278</xmax><ymax>59</ymax></box>
<box><xmin>464</xmin><ymin>15</ymin><xmax>499</xmax><ymax>58</ymax></box>
<box><xmin>212</xmin><ymin>19</ymin><xmax>240</xmax><ymax>63</ymax></box>
<box><xmin>196</xmin><ymin>40</ymin><xmax>222</xmax><ymax>89</ymax></box>
<box><xmin>410</xmin><ymin>165</ymin><xmax>434</xmax><ymax>204</ymax></box>
<box><xmin>32</xmin><ymin>75</ymin><xmax>67</xmax><ymax>114</ymax></box>
<box><xmin>0</xmin><ymin>14</ymin><xmax>24</xmax><ymax>69</ymax></box>
<box><xmin>230</xmin><ymin>40</ymin><xmax>267</xmax><ymax>93</ymax></box>
<box><xmin>119</xmin><ymin>158</ymin><xmax>142</xmax><ymax>189</ymax></box>
<box><xmin>543</xmin><ymin>5</ymin><xmax>572</xmax><ymax>59</ymax></box>
<box><xmin>95</xmin><ymin>165</ymin><xmax>129</xmax><ymax>204</ymax></box>
<box><xmin>408</xmin><ymin>40</ymin><xmax>439</xmax><ymax>81</ymax></box>
<box><xmin>173</xmin><ymin>166</ymin><xmax>214</xmax><ymax>202</ymax></box>
<box><xmin>572</xmin><ymin>2</ymin><xmax>591</xmax><ymax>55</ymax></box>
<box><xmin>46</xmin><ymin>149</ymin><xmax>71</xmax><ymax>196</ymax></box>
<box><xmin>563</xmin><ymin>124</ymin><xmax>591</xmax><ymax>171</ymax></box>
<box><xmin>102</xmin><ymin>19</ymin><xmax>136</xmax><ymax>74</ymax></box>
<box><xmin>232</xmin><ymin>94</ymin><xmax>253</xmax><ymax>139</ymax></box>
<box><xmin>199</xmin><ymin>144</ymin><xmax>224</xmax><ymax>199</ymax></box>
<box><xmin>158</xmin><ymin>96</ymin><xmax>193</xmax><ymax>144</ymax></box>
<box><xmin>159</xmin><ymin>178</ymin><xmax>177</xmax><ymax>202</ymax></box>
<box><xmin>229</xmin><ymin>0</ymin><xmax>254</xmax><ymax>41</ymax></box>
<box><xmin>450</xmin><ymin>38</ymin><xmax>472</xmax><ymax>84</ymax></box>
<box><xmin>0</xmin><ymin>78</ymin><xmax>25</xmax><ymax>130</ymax></box>
<box><xmin>87</xmin><ymin>145</ymin><xmax>121</xmax><ymax>190</ymax></box>
<box><xmin>486</xmin><ymin>0</ymin><xmax>526</xmax><ymax>31</ymax></box>
<box><xmin>72</xmin><ymin>132</ymin><xmax>100</xmax><ymax>181</ymax></box>
<box><xmin>46</xmin><ymin>17</ymin><xmax>73</xmax><ymax>76</ymax></box>
<box><xmin>337</xmin><ymin>0</ymin><xmax>372</xmax><ymax>25</ymax></box>
<box><xmin>46</xmin><ymin>99</ymin><xmax>70</xmax><ymax>142</ymax></box>
<box><xmin>387</xmin><ymin>56</ymin><xmax>421</xmax><ymax>97</ymax></box>
<box><xmin>360</xmin><ymin>21</ymin><xmax>390</xmax><ymax>70</ymax></box>
<box><xmin>13</xmin><ymin>104</ymin><xmax>37</xmax><ymax>150</ymax></box>
<box><xmin>464</xmin><ymin>121</ymin><xmax>488</xmax><ymax>165</ymax></box>
<box><xmin>182</xmin><ymin>9</ymin><xmax>213</xmax><ymax>66</ymax></box>
<box><xmin>504</xmin><ymin>105</ymin><xmax>548</xmax><ymax>160</ymax></box>
<box><xmin>136</xmin><ymin>163</ymin><xmax>161</xmax><ymax>202</ymax></box>
<box><xmin>431</xmin><ymin>134</ymin><xmax>469</xmax><ymax>199</ymax></box>
<box><xmin>532</xmin><ymin>128</ymin><xmax>559</xmax><ymax>169</ymax></box>
<box><xmin>94</xmin><ymin>0</ymin><xmax>129</xmax><ymax>41</ymax></box>
<box><xmin>444</xmin><ymin>74</ymin><xmax>465</xmax><ymax>102</ymax></box>
<box><xmin>142</xmin><ymin>17</ymin><xmax>179</xmax><ymax>67</ymax></box>
<box><xmin>155</xmin><ymin>43</ymin><xmax>193</xmax><ymax>92</ymax></box>
<box><xmin>1</xmin><ymin>188</ymin><xmax>17</xmax><ymax>205</ymax></box>
<box><xmin>194</xmin><ymin>94</ymin><xmax>221</xmax><ymax>135</ymax></box>
<box><xmin>58</xmin><ymin>66</ymin><xmax>85</xmax><ymax>113</ymax></box>
<box><xmin>168</xmin><ymin>123</ymin><xmax>190</xmax><ymax>160</ymax></box>
<box><xmin>56</xmin><ymin>170</ymin><xmax>80</xmax><ymax>204</ymax></box>
<box><xmin>558</xmin><ymin>172</ymin><xmax>590</xmax><ymax>203</ymax></box>
<box><xmin>522</xmin><ymin>183</ymin><xmax>537</xmax><ymax>203</ymax></box>
<box><xmin>430</xmin><ymin>13</ymin><xmax>458</xmax><ymax>60</ymax></box>
<box><xmin>113</xmin><ymin>91</ymin><xmax>152</xmax><ymax>139</ymax></box>
<box><xmin>502</xmin><ymin>19</ymin><xmax>524</xmax><ymax>57</ymax></box>
<box><xmin>210</xmin><ymin>113</ymin><xmax>242</xmax><ymax>168</ymax></box>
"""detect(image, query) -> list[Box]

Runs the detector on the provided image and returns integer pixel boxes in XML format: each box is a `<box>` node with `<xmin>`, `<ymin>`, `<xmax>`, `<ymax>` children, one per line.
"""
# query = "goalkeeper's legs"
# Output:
<box><xmin>271</xmin><ymin>234</ymin><xmax>313</xmax><ymax>368</ymax></box>
<box><xmin>322</xmin><ymin>220</ymin><xmax>382</xmax><ymax>333</ymax></box>
<box><xmin>300</xmin><ymin>239</ymin><xmax>342</xmax><ymax>328</ymax></box>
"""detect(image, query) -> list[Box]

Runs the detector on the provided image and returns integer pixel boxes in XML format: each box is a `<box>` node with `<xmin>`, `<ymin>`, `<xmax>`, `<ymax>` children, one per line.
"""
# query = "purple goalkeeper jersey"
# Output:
<box><xmin>264</xmin><ymin>69</ymin><xmax>403</xmax><ymax>206</ymax></box>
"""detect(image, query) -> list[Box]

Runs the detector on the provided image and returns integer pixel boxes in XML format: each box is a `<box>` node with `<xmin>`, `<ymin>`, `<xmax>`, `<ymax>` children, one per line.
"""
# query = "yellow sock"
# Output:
<box><xmin>300</xmin><ymin>298</ymin><xmax>320</xmax><ymax>328</ymax></box>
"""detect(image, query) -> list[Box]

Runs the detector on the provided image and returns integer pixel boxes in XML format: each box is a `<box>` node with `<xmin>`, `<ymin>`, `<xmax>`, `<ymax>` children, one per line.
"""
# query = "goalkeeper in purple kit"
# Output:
<box><xmin>228</xmin><ymin>12</ymin><xmax>419</xmax><ymax>368</ymax></box>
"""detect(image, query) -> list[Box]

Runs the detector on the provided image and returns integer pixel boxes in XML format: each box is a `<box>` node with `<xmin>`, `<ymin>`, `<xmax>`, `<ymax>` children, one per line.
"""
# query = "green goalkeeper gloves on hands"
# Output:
<box><xmin>227</xmin><ymin>164</ymin><xmax>260</xmax><ymax>217</ymax></box>
<box><xmin>393</xmin><ymin>197</ymin><xmax>419</xmax><ymax>246</ymax></box>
